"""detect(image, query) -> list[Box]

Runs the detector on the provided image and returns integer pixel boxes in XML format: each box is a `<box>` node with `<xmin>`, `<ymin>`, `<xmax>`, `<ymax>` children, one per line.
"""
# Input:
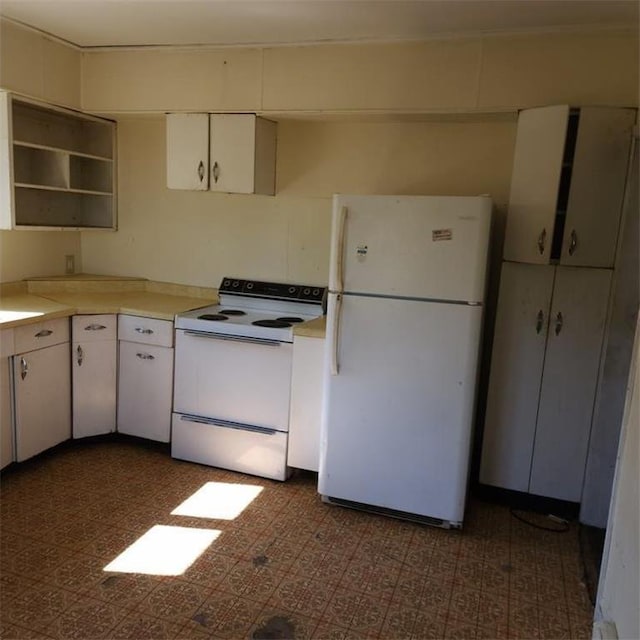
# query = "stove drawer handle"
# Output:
<box><xmin>183</xmin><ymin>330</ymin><xmax>281</xmax><ymax>347</ymax></box>
<box><xmin>135</xmin><ymin>327</ymin><xmax>154</xmax><ymax>335</ymax></box>
<box><xmin>179</xmin><ymin>414</ymin><xmax>277</xmax><ymax>436</ymax></box>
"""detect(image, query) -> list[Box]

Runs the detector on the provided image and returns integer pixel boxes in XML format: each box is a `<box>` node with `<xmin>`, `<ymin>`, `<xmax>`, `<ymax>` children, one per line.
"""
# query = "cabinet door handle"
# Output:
<box><xmin>537</xmin><ymin>228</ymin><xmax>547</xmax><ymax>255</ymax></box>
<box><xmin>197</xmin><ymin>160</ymin><xmax>205</xmax><ymax>182</ymax></box>
<box><xmin>20</xmin><ymin>357</ymin><xmax>28</xmax><ymax>380</ymax></box>
<box><xmin>84</xmin><ymin>323</ymin><xmax>106</xmax><ymax>331</ymax></box>
<box><xmin>77</xmin><ymin>345</ymin><xmax>84</xmax><ymax>366</ymax></box>
<box><xmin>535</xmin><ymin>310</ymin><xmax>544</xmax><ymax>334</ymax></box>
<box><xmin>568</xmin><ymin>229</ymin><xmax>578</xmax><ymax>256</ymax></box>
<box><xmin>212</xmin><ymin>161</ymin><xmax>220</xmax><ymax>184</ymax></box>
<box><xmin>554</xmin><ymin>311</ymin><xmax>564</xmax><ymax>336</ymax></box>
<box><xmin>35</xmin><ymin>329</ymin><xmax>53</xmax><ymax>338</ymax></box>
<box><xmin>134</xmin><ymin>327</ymin><xmax>154</xmax><ymax>335</ymax></box>
<box><xmin>136</xmin><ymin>352</ymin><xmax>155</xmax><ymax>360</ymax></box>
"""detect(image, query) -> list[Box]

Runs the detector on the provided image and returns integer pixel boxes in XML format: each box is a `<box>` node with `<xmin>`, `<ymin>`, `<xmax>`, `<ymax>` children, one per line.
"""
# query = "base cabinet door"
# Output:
<box><xmin>72</xmin><ymin>315</ymin><xmax>117</xmax><ymax>438</ymax></box>
<box><xmin>117</xmin><ymin>341</ymin><xmax>173</xmax><ymax>442</ymax></box>
<box><xmin>529</xmin><ymin>267</ymin><xmax>612</xmax><ymax>501</ymax></box>
<box><xmin>479</xmin><ymin>262</ymin><xmax>555</xmax><ymax>491</ymax></box>
<box><xmin>14</xmin><ymin>342</ymin><xmax>71</xmax><ymax>462</ymax></box>
<box><xmin>288</xmin><ymin>335</ymin><xmax>324</xmax><ymax>472</ymax></box>
<box><xmin>1</xmin><ymin>356</ymin><xmax>13</xmax><ymax>469</ymax></box>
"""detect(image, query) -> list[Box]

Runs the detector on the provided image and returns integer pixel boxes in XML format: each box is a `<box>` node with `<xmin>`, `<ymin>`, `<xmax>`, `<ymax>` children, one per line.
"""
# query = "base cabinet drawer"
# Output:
<box><xmin>117</xmin><ymin>341</ymin><xmax>173</xmax><ymax>442</ymax></box>
<box><xmin>171</xmin><ymin>413</ymin><xmax>289</xmax><ymax>481</ymax></box>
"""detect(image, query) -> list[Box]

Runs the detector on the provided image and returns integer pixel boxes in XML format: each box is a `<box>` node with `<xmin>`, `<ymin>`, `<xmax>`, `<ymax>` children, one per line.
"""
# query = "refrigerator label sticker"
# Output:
<box><xmin>356</xmin><ymin>245</ymin><xmax>368</xmax><ymax>261</ymax></box>
<box><xmin>432</xmin><ymin>229</ymin><xmax>453</xmax><ymax>242</ymax></box>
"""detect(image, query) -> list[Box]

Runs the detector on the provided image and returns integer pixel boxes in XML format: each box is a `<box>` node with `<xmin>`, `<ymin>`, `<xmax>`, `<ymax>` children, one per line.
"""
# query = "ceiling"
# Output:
<box><xmin>0</xmin><ymin>0</ymin><xmax>638</xmax><ymax>49</ymax></box>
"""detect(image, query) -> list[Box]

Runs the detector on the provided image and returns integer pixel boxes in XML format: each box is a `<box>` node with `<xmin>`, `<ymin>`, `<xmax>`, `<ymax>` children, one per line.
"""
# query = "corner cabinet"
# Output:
<box><xmin>504</xmin><ymin>105</ymin><xmax>635</xmax><ymax>268</ymax></box>
<box><xmin>166</xmin><ymin>113</ymin><xmax>277</xmax><ymax>195</ymax></box>
<box><xmin>480</xmin><ymin>262</ymin><xmax>612</xmax><ymax>502</ymax></box>
<box><xmin>0</xmin><ymin>92</ymin><xmax>116</xmax><ymax>229</ymax></box>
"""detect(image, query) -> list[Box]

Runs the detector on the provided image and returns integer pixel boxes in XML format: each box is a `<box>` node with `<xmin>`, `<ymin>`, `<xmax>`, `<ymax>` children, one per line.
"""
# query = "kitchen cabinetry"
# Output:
<box><xmin>117</xmin><ymin>315</ymin><xmax>173</xmax><ymax>442</ymax></box>
<box><xmin>504</xmin><ymin>105</ymin><xmax>635</xmax><ymax>268</ymax></box>
<box><xmin>72</xmin><ymin>315</ymin><xmax>117</xmax><ymax>438</ymax></box>
<box><xmin>480</xmin><ymin>262</ymin><xmax>611</xmax><ymax>502</ymax></box>
<box><xmin>288</xmin><ymin>335</ymin><xmax>324</xmax><ymax>472</ymax></box>
<box><xmin>0</xmin><ymin>92</ymin><xmax>116</xmax><ymax>229</ymax></box>
<box><xmin>166</xmin><ymin>113</ymin><xmax>276</xmax><ymax>195</ymax></box>
<box><xmin>1</xmin><ymin>329</ymin><xmax>15</xmax><ymax>469</ymax></box>
<box><xmin>13</xmin><ymin>318</ymin><xmax>71</xmax><ymax>462</ymax></box>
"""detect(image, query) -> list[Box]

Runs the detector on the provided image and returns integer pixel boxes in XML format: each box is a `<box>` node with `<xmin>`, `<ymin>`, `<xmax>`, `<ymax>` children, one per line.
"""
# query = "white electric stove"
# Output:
<box><xmin>172</xmin><ymin>277</ymin><xmax>326</xmax><ymax>480</ymax></box>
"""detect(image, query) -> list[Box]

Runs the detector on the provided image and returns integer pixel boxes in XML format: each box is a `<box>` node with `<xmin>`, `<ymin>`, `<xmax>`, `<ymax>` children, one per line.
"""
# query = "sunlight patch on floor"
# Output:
<box><xmin>103</xmin><ymin>525</ymin><xmax>220</xmax><ymax>576</ymax></box>
<box><xmin>171</xmin><ymin>481</ymin><xmax>264</xmax><ymax>520</ymax></box>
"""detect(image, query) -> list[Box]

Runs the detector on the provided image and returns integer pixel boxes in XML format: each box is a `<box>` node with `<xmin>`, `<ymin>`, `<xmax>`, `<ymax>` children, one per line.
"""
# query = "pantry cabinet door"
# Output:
<box><xmin>504</xmin><ymin>105</ymin><xmax>569</xmax><ymax>264</ymax></box>
<box><xmin>166</xmin><ymin>113</ymin><xmax>209</xmax><ymax>190</ymax></box>
<box><xmin>209</xmin><ymin>114</ymin><xmax>256</xmax><ymax>194</ymax></box>
<box><xmin>529</xmin><ymin>267</ymin><xmax>612</xmax><ymax>502</ymax></box>
<box><xmin>560</xmin><ymin>107</ymin><xmax>636</xmax><ymax>268</ymax></box>
<box><xmin>479</xmin><ymin>262</ymin><xmax>555</xmax><ymax>492</ymax></box>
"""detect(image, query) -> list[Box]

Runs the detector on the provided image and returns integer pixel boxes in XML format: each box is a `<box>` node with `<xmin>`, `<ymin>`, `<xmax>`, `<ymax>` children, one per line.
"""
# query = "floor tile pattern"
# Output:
<box><xmin>0</xmin><ymin>440</ymin><xmax>594</xmax><ymax>639</ymax></box>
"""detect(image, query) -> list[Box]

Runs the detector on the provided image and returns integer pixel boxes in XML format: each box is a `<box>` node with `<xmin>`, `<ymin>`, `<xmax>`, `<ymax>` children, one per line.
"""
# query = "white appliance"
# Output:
<box><xmin>319</xmin><ymin>194</ymin><xmax>492</xmax><ymax>528</ymax></box>
<box><xmin>172</xmin><ymin>277</ymin><xmax>325</xmax><ymax>481</ymax></box>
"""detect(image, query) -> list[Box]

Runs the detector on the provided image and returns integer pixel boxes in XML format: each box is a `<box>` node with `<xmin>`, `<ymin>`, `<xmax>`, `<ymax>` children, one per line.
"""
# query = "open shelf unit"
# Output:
<box><xmin>0</xmin><ymin>93</ymin><xmax>116</xmax><ymax>229</ymax></box>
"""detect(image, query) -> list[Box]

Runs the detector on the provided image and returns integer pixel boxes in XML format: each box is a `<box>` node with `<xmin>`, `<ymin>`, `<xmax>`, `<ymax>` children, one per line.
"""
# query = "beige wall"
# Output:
<box><xmin>80</xmin><ymin>116</ymin><xmax>515</xmax><ymax>287</ymax></box>
<box><xmin>0</xmin><ymin>230</ymin><xmax>81</xmax><ymax>282</ymax></box>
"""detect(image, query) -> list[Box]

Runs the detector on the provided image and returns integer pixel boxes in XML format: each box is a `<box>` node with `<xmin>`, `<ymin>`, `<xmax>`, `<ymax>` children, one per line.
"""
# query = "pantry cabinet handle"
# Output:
<box><xmin>136</xmin><ymin>352</ymin><xmax>155</xmax><ymax>360</ymax></box>
<box><xmin>197</xmin><ymin>160</ymin><xmax>205</xmax><ymax>182</ymax></box>
<box><xmin>35</xmin><ymin>329</ymin><xmax>53</xmax><ymax>338</ymax></box>
<box><xmin>20</xmin><ymin>357</ymin><xmax>28</xmax><ymax>380</ymax></box>
<box><xmin>568</xmin><ymin>229</ymin><xmax>578</xmax><ymax>256</ymax></box>
<box><xmin>135</xmin><ymin>327</ymin><xmax>154</xmax><ymax>335</ymax></box>
<box><xmin>535</xmin><ymin>310</ymin><xmax>544</xmax><ymax>334</ymax></box>
<box><xmin>537</xmin><ymin>228</ymin><xmax>547</xmax><ymax>256</ymax></box>
<box><xmin>212</xmin><ymin>161</ymin><xmax>220</xmax><ymax>184</ymax></box>
<box><xmin>554</xmin><ymin>311</ymin><xmax>564</xmax><ymax>336</ymax></box>
<box><xmin>77</xmin><ymin>345</ymin><xmax>83</xmax><ymax>366</ymax></box>
<box><xmin>84</xmin><ymin>324</ymin><xmax>106</xmax><ymax>331</ymax></box>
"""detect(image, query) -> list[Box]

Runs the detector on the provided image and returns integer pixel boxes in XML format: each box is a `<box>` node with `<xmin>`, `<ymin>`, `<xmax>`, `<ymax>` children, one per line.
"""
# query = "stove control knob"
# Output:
<box><xmin>223</xmin><ymin>279</ymin><xmax>231</xmax><ymax>288</ymax></box>
<box><xmin>313</xmin><ymin>289</ymin><xmax>320</xmax><ymax>296</ymax></box>
<box><xmin>288</xmin><ymin>286</ymin><xmax>296</xmax><ymax>294</ymax></box>
<box><xmin>232</xmin><ymin>281</ymin><xmax>240</xmax><ymax>288</ymax></box>
<box><xmin>303</xmin><ymin>288</ymin><xmax>311</xmax><ymax>295</ymax></box>
<box><xmin>246</xmin><ymin>282</ymin><xmax>254</xmax><ymax>290</ymax></box>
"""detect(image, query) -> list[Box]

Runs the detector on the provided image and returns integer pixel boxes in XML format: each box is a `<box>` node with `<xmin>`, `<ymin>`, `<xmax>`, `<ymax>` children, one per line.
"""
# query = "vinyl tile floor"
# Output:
<box><xmin>0</xmin><ymin>439</ymin><xmax>594</xmax><ymax>639</ymax></box>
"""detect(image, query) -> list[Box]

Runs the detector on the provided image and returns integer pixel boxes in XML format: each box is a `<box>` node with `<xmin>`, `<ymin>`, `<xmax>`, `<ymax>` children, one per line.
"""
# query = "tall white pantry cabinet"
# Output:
<box><xmin>480</xmin><ymin>105</ymin><xmax>636</xmax><ymax>503</ymax></box>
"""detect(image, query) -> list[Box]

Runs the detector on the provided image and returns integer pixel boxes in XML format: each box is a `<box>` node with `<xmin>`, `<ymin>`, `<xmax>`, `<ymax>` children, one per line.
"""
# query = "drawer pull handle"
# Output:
<box><xmin>35</xmin><ymin>329</ymin><xmax>53</xmax><ymax>338</ymax></box>
<box><xmin>197</xmin><ymin>160</ymin><xmax>205</xmax><ymax>182</ymax></box>
<box><xmin>568</xmin><ymin>229</ymin><xmax>578</xmax><ymax>256</ymax></box>
<box><xmin>537</xmin><ymin>228</ymin><xmax>547</xmax><ymax>255</ymax></box>
<box><xmin>20</xmin><ymin>357</ymin><xmax>28</xmax><ymax>380</ymax></box>
<box><xmin>135</xmin><ymin>328</ymin><xmax>154</xmax><ymax>335</ymax></box>
<box><xmin>136</xmin><ymin>352</ymin><xmax>155</xmax><ymax>360</ymax></box>
<box><xmin>535</xmin><ymin>310</ymin><xmax>544</xmax><ymax>334</ymax></box>
<box><xmin>212</xmin><ymin>161</ymin><xmax>220</xmax><ymax>184</ymax></box>
<box><xmin>554</xmin><ymin>311</ymin><xmax>564</xmax><ymax>336</ymax></box>
<box><xmin>77</xmin><ymin>345</ymin><xmax>84</xmax><ymax>366</ymax></box>
<box><xmin>85</xmin><ymin>324</ymin><xmax>106</xmax><ymax>331</ymax></box>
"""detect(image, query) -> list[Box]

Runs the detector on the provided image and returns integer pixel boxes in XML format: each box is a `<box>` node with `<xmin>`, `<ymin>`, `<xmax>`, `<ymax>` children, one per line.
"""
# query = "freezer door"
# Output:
<box><xmin>329</xmin><ymin>195</ymin><xmax>492</xmax><ymax>302</ymax></box>
<box><xmin>319</xmin><ymin>292</ymin><xmax>483</xmax><ymax>524</ymax></box>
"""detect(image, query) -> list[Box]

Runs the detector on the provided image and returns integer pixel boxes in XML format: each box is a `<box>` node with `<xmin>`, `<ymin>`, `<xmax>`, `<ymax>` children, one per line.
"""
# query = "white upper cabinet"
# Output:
<box><xmin>0</xmin><ymin>92</ymin><xmax>117</xmax><ymax>230</ymax></box>
<box><xmin>504</xmin><ymin>105</ymin><xmax>635</xmax><ymax>267</ymax></box>
<box><xmin>166</xmin><ymin>113</ymin><xmax>276</xmax><ymax>195</ymax></box>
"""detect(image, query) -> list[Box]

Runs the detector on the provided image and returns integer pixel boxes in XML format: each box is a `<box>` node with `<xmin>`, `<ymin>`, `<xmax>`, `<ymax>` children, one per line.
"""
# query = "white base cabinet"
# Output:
<box><xmin>72</xmin><ymin>315</ymin><xmax>117</xmax><ymax>438</ymax></box>
<box><xmin>117</xmin><ymin>315</ymin><xmax>174</xmax><ymax>442</ymax></box>
<box><xmin>480</xmin><ymin>262</ymin><xmax>612</xmax><ymax>502</ymax></box>
<box><xmin>13</xmin><ymin>317</ymin><xmax>71</xmax><ymax>462</ymax></box>
<box><xmin>288</xmin><ymin>335</ymin><xmax>324</xmax><ymax>472</ymax></box>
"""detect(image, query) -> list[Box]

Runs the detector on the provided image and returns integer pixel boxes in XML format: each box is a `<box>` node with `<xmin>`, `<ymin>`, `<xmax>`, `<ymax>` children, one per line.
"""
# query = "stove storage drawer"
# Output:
<box><xmin>171</xmin><ymin>413</ymin><xmax>289</xmax><ymax>481</ymax></box>
<box><xmin>174</xmin><ymin>329</ymin><xmax>293</xmax><ymax>431</ymax></box>
<box><xmin>118</xmin><ymin>315</ymin><xmax>173</xmax><ymax>347</ymax></box>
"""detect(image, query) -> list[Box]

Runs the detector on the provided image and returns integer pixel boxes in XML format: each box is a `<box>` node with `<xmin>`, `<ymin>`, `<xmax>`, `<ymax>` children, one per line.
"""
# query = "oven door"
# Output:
<box><xmin>173</xmin><ymin>329</ymin><xmax>293</xmax><ymax>431</ymax></box>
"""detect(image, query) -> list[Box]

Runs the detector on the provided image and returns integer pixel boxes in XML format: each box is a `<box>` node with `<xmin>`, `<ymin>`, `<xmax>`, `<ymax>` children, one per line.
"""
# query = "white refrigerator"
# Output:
<box><xmin>319</xmin><ymin>194</ymin><xmax>492</xmax><ymax>528</ymax></box>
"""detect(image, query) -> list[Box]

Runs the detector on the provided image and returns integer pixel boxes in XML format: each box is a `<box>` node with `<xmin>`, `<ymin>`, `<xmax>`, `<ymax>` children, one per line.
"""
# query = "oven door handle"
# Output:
<box><xmin>179</xmin><ymin>414</ymin><xmax>278</xmax><ymax>436</ymax></box>
<box><xmin>182</xmin><ymin>330</ymin><xmax>282</xmax><ymax>347</ymax></box>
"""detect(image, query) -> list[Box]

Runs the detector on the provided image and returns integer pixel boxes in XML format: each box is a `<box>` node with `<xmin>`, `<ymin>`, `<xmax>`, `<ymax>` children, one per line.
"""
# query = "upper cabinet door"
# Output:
<box><xmin>504</xmin><ymin>105</ymin><xmax>569</xmax><ymax>264</ymax></box>
<box><xmin>560</xmin><ymin>107</ymin><xmax>636</xmax><ymax>268</ymax></box>
<box><xmin>166</xmin><ymin>113</ymin><xmax>209</xmax><ymax>190</ymax></box>
<box><xmin>209</xmin><ymin>114</ymin><xmax>256</xmax><ymax>194</ymax></box>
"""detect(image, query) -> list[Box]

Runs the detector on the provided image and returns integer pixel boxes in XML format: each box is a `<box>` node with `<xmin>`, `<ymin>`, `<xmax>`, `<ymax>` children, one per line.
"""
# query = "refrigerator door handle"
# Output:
<box><xmin>336</xmin><ymin>206</ymin><xmax>348</xmax><ymax>292</ymax></box>
<box><xmin>330</xmin><ymin>294</ymin><xmax>343</xmax><ymax>376</ymax></box>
